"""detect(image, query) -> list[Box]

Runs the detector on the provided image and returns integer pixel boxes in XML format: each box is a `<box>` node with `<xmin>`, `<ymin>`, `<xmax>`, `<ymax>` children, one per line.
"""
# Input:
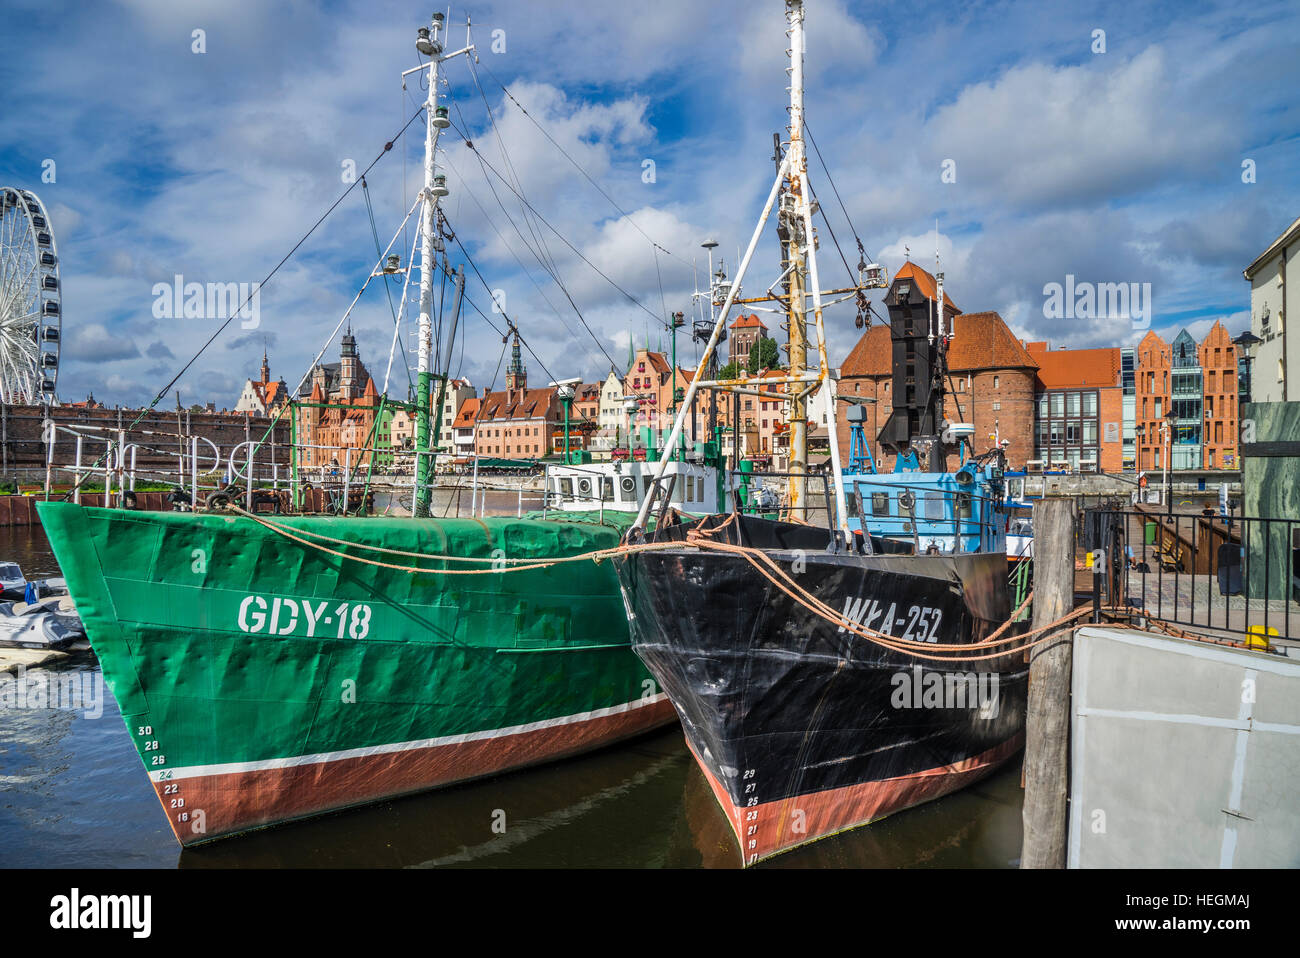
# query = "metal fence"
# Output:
<box><xmin>1086</xmin><ymin>508</ymin><xmax>1298</xmax><ymax>643</ymax></box>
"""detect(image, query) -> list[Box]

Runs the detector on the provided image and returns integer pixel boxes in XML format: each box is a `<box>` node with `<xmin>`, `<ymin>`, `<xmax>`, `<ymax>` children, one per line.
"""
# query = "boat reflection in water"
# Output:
<box><xmin>174</xmin><ymin>719</ymin><xmax>1022</xmax><ymax>869</ymax></box>
<box><xmin>179</xmin><ymin>727</ymin><xmax>692</xmax><ymax>869</ymax></box>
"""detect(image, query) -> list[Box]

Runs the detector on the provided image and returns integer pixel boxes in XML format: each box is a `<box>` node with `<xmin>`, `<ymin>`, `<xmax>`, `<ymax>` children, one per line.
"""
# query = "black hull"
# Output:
<box><xmin>615</xmin><ymin>515</ymin><xmax>1026</xmax><ymax>864</ymax></box>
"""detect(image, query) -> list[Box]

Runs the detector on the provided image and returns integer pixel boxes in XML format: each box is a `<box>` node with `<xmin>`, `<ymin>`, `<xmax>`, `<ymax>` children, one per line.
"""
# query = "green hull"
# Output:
<box><xmin>37</xmin><ymin>502</ymin><xmax>674</xmax><ymax>846</ymax></box>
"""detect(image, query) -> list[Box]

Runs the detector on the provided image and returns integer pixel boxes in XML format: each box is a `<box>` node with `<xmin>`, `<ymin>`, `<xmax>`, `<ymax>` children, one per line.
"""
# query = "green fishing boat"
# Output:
<box><xmin>39</xmin><ymin>502</ymin><xmax>672</xmax><ymax>846</ymax></box>
<box><xmin>33</xmin><ymin>13</ymin><xmax>731</xmax><ymax>848</ymax></box>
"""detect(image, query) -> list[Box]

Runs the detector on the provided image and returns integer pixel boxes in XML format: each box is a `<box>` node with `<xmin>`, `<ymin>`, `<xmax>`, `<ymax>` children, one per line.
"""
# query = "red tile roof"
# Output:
<box><xmin>730</xmin><ymin>313</ymin><xmax>767</xmax><ymax>329</ymax></box>
<box><xmin>249</xmin><ymin>378</ymin><xmax>284</xmax><ymax>409</ymax></box>
<box><xmin>452</xmin><ymin>397</ymin><xmax>481</xmax><ymax>428</ymax></box>
<box><xmin>643</xmin><ymin>351</ymin><xmax>671</xmax><ymax>376</ymax></box>
<box><xmin>455</xmin><ymin>387</ymin><xmax>557</xmax><ymax>425</ymax></box>
<box><xmin>1026</xmin><ymin>341</ymin><xmax>1121</xmax><ymax>389</ymax></box>
<box><xmin>841</xmin><ymin>311</ymin><xmax>1038</xmax><ymax>377</ymax></box>
<box><xmin>894</xmin><ymin>261</ymin><xmax>959</xmax><ymax>312</ymax></box>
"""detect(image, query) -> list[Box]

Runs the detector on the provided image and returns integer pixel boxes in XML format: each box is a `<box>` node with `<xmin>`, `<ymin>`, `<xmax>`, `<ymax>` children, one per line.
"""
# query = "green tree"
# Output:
<box><xmin>746</xmin><ymin>335</ymin><xmax>780</xmax><ymax>375</ymax></box>
<box><xmin>717</xmin><ymin>360</ymin><xmax>742</xmax><ymax>380</ymax></box>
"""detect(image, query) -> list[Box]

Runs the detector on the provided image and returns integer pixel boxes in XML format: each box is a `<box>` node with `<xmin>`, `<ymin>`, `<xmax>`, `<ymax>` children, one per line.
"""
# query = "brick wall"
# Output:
<box><xmin>836</xmin><ymin>368</ymin><xmax>1035</xmax><ymax>471</ymax></box>
<box><xmin>1098</xmin><ymin>386</ymin><xmax>1125</xmax><ymax>472</ymax></box>
<box><xmin>0</xmin><ymin>403</ymin><xmax>291</xmax><ymax>483</ymax></box>
<box><xmin>1135</xmin><ymin>332</ymin><xmax>1172</xmax><ymax>473</ymax></box>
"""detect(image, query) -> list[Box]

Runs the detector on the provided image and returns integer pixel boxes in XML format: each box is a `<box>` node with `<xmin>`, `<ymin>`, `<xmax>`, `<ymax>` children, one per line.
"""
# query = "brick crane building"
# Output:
<box><xmin>836</xmin><ymin>261</ymin><xmax>1039</xmax><ymax>471</ymax></box>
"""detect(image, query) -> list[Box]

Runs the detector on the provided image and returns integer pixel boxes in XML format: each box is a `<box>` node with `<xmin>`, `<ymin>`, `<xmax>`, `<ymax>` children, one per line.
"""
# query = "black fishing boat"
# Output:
<box><xmin>615</xmin><ymin>0</ymin><xmax>1027</xmax><ymax>865</ymax></box>
<box><xmin>616</xmin><ymin>513</ymin><xmax>1025</xmax><ymax>864</ymax></box>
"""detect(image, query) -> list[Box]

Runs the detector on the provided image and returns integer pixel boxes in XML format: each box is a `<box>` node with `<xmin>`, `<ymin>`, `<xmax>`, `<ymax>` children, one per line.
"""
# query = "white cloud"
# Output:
<box><xmin>62</xmin><ymin>323</ymin><xmax>141</xmax><ymax>362</ymax></box>
<box><xmin>924</xmin><ymin>47</ymin><xmax>1237</xmax><ymax>209</ymax></box>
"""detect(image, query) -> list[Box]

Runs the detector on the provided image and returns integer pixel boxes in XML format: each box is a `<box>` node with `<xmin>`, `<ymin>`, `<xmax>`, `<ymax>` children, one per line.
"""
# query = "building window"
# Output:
<box><xmin>993</xmin><ymin>375</ymin><xmax>1000</xmax><ymax>389</ymax></box>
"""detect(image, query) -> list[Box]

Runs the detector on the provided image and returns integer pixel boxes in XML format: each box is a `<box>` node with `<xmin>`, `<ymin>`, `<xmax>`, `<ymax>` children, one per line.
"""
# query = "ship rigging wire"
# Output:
<box><xmin>362</xmin><ymin>175</ymin><xmax>414</xmax><ymax>392</ymax></box>
<box><xmin>472</xmin><ymin>56</ymin><xmax>692</xmax><ymax>270</ymax></box>
<box><xmin>446</xmin><ymin>117</ymin><xmax>665</xmax><ymax>327</ymax></box>
<box><xmin>437</xmin><ymin>91</ymin><xmax>612</xmax><ymax>375</ymax></box>
<box><xmin>59</xmin><ymin>105</ymin><xmax>428</xmax><ymax>502</ymax></box>
<box><xmin>442</xmin><ymin>215</ymin><xmax>603</xmax><ymax>432</ymax></box>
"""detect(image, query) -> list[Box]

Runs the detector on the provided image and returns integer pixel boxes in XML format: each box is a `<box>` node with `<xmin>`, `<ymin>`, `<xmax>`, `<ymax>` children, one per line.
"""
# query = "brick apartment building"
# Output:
<box><xmin>1198</xmin><ymin>320</ymin><xmax>1240</xmax><ymax>469</ymax></box>
<box><xmin>1025</xmin><ymin>341</ymin><xmax>1124</xmax><ymax>473</ymax></box>
<box><xmin>450</xmin><ymin>337</ymin><xmax>562</xmax><ymax>460</ymax></box>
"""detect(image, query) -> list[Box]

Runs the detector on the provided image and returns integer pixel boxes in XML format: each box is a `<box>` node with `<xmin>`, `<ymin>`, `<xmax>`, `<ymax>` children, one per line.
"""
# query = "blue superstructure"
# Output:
<box><xmin>842</xmin><ymin>403</ymin><xmax>1010</xmax><ymax>554</ymax></box>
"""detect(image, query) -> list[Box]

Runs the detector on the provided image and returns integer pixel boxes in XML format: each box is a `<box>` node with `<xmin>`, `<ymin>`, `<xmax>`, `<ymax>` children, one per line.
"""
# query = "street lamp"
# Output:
<box><xmin>1232</xmin><ymin>328</ymin><xmax>1262</xmax><ymax>414</ymax></box>
<box><xmin>1163</xmin><ymin>408</ymin><xmax>1176</xmax><ymax>517</ymax></box>
<box><xmin>1135</xmin><ymin>423</ymin><xmax>1147</xmax><ymax>501</ymax></box>
<box><xmin>1232</xmin><ymin>330</ymin><xmax>1262</xmax><ymax>473</ymax></box>
<box><xmin>551</xmin><ymin>380</ymin><xmax>579</xmax><ymax>464</ymax></box>
<box><xmin>701</xmin><ymin>239</ymin><xmax>719</xmax><ymax>323</ymax></box>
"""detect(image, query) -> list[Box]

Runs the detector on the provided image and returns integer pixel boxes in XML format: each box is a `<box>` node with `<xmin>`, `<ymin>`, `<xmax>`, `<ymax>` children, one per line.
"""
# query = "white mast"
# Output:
<box><xmin>785</xmin><ymin>0</ymin><xmax>850</xmax><ymax>535</ymax></box>
<box><xmin>630</xmin><ymin>0</ymin><xmax>851</xmax><ymax>537</ymax></box>
<box><xmin>410</xmin><ymin>14</ymin><xmax>473</xmax><ymax>516</ymax></box>
<box><xmin>784</xmin><ymin>0</ymin><xmax>810</xmax><ymax>516</ymax></box>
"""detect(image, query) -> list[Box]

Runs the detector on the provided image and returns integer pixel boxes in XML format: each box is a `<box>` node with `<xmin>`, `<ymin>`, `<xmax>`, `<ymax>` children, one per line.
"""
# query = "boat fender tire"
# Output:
<box><xmin>122</xmin><ymin>490</ymin><xmax>138</xmax><ymax>509</ymax></box>
<box><xmin>206</xmin><ymin>490</ymin><xmax>232</xmax><ymax>511</ymax></box>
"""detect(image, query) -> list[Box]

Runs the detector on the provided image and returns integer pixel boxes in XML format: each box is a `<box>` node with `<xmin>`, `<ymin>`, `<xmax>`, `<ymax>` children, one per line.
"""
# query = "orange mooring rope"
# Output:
<box><xmin>226</xmin><ymin>505</ymin><xmax>1103</xmax><ymax>662</ymax></box>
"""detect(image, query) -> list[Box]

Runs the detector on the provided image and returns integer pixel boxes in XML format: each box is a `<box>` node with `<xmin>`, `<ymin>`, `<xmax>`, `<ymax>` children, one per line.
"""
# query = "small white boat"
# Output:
<box><xmin>32</xmin><ymin>576</ymin><xmax>68</xmax><ymax>596</ymax></box>
<box><xmin>0</xmin><ymin>561</ymin><xmax>26</xmax><ymax>599</ymax></box>
<box><xmin>1007</xmin><ymin>517</ymin><xmax>1033</xmax><ymax>563</ymax></box>
<box><xmin>0</xmin><ymin>596</ymin><xmax>85</xmax><ymax>650</ymax></box>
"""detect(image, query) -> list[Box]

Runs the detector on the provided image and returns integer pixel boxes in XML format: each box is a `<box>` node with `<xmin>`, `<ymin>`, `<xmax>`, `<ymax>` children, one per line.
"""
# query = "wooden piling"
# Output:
<box><xmin>1021</xmin><ymin>496</ymin><xmax>1077</xmax><ymax>869</ymax></box>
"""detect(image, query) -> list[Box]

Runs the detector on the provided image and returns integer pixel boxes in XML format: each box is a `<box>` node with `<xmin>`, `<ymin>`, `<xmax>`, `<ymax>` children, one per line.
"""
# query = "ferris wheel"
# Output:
<box><xmin>0</xmin><ymin>187</ymin><xmax>61</xmax><ymax>404</ymax></box>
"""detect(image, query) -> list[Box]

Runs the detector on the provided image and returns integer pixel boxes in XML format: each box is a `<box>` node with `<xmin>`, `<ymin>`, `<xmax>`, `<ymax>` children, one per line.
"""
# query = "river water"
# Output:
<box><xmin>0</xmin><ymin>503</ymin><xmax>1024</xmax><ymax>869</ymax></box>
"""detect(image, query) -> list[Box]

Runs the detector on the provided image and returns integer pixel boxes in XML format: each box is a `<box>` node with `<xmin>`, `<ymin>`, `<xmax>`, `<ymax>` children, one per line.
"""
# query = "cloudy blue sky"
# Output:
<box><xmin>2</xmin><ymin>0</ymin><xmax>1297</xmax><ymax>409</ymax></box>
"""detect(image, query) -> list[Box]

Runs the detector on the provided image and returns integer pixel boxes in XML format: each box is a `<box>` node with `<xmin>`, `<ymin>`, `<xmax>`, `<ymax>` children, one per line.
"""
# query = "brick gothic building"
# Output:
<box><xmin>836</xmin><ymin>262</ymin><xmax>1039</xmax><ymax>470</ymax></box>
<box><xmin>729</xmin><ymin>313</ymin><xmax>768</xmax><ymax>368</ymax></box>
<box><xmin>1134</xmin><ymin>322</ymin><xmax>1239</xmax><ymax>472</ymax></box>
<box><xmin>295</xmin><ymin>329</ymin><xmax>381</xmax><ymax>469</ymax></box>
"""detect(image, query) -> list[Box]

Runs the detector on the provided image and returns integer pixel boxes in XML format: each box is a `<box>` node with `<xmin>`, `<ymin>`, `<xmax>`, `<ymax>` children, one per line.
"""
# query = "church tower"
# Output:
<box><xmin>341</xmin><ymin>327</ymin><xmax>358</xmax><ymax>397</ymax></box>
<box><xmin>505</xmin><ymin>332</ymin><xmax>526</xmax><ymax>403</ymax></box>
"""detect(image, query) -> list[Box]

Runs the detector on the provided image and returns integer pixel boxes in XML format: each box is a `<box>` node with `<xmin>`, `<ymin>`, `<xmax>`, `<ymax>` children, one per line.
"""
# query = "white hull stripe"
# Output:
<box><xmin>150</xmin><ymin>693</ymin><xmax>670</xmax><ymax>783</ymax></box>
